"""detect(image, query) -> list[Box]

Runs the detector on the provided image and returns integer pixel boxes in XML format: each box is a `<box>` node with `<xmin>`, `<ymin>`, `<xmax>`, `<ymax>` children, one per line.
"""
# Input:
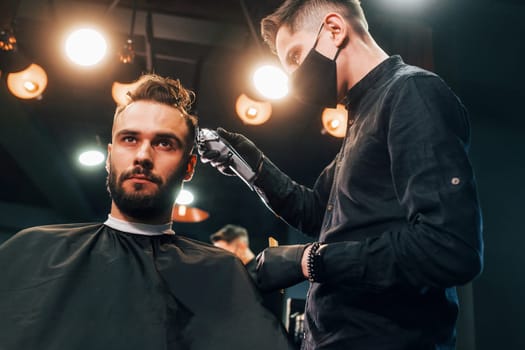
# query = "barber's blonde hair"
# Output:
<box><xmin>261</xmin><ymin>0</ymin><xmax>368</xmax><ymax>54</ymax></box>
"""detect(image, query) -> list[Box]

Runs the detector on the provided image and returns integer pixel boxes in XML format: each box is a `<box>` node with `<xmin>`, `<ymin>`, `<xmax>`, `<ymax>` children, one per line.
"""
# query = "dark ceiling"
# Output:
<box><xmin>0</xmin><ymin>0</ymin><xmax>524</xmax><ymax>248</ymax></box>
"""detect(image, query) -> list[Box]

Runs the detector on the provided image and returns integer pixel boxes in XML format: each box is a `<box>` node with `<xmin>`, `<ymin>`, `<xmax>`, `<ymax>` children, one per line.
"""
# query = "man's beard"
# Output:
<box><xmin>107</xmin><ymin>164</ymin><xmax>185</xmax><ymax>221</ymax></box>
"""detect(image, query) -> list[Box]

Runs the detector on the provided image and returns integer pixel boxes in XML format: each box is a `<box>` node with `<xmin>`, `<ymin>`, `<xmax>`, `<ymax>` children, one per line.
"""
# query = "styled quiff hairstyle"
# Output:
<box><xmin>113</xmin><ymin>74</ymin><xmax>198</xmax><ymax>154</ymax></box>
<box><xmin>261</xmin><ymin>0</ymin><xmax>368</xmax><ymax>54</ymax></box>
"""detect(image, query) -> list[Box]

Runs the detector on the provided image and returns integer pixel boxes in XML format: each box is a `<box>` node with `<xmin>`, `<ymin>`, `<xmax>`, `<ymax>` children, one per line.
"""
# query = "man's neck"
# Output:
<box><xmin>343</xmin><ymin>34</ymin><xmax>389</xmax><ymax>93</ymax></box>
<box><xmin>110</xmin><ymin>202</ymin><xmax>172</xmax><ymax>225</ymax></box>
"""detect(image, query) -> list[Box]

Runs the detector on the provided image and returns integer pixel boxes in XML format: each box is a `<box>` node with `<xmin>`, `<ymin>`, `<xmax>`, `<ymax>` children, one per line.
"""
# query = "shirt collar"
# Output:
<box><xmin>104</xmin><ymin>214</ymin><xmax>175</xmax><ymax>236</ymax></box>
<box><xmin>344</xmin><ymin>55</ymin><xmax>404</xmax><ymax>110</ymax></box>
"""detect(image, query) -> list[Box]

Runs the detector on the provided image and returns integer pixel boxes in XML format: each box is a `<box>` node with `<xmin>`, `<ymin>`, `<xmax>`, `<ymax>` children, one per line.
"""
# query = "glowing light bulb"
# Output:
<box><xmin>176</xmin><ymin>189</ymin><xmax>194</xmax><ymax>205</ymax></box>
<box><xmin>65</xmin><ymin>28</ymin><xmax>107</xmax><ymax>66</ymax></box>
<box><xmin>79</xmin><ymin>150</ymin><xmax>105</xmax><ymax>166</ymax></box>
<box><xmin>7</xmin><ymin>63</ymin><xmax>48</xmax><ymax>99</ymax></box>
<box><xmin>322</xmin><ymin>104</ymin><xmax>348</xmax><ymax>138</ymax></box>
<box><xmin>23</xmin><ymin>81</ymin><xmax>38</xmax><ymax>92</ymax></box>
<box><xmin>246</xmin><ymin>107</ymin><xmax>258</xmax><ymax>118</ymax></box>
<box><xmin>253</xmin><ymin>65</ymin><xmax>289</xmax><ymax>100</ymax></box>
<box><xmin>329</xmin><ymin>119</ymin><xmax>341</xmax><ymax>130</ymax></box>
<box><xmin>235</xmin><ymin>94</ymin><xmax>272</xmax><ymax>125</ymax></box>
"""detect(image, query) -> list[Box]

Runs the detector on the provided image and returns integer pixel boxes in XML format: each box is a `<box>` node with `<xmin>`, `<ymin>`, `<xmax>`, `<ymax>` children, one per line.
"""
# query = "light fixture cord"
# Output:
<box><xmin>129</xmin><ymin>0</ymin><xmax>137</xmax><ymax>39</ymax></box>
<box><xmin>4</xmin><ymin>0</ymin><xmax>22</xmax><ymax>30</ymax></box>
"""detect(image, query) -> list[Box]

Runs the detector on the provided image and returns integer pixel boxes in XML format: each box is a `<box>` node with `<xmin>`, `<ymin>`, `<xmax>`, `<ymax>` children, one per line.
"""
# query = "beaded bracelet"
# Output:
<box><xmin>307</xmin><ymin>242</ymin><xmax>322</xmax><ymax>283</ymax></box>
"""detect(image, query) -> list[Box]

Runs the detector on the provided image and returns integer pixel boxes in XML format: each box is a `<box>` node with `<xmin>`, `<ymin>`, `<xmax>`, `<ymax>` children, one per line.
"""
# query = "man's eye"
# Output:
<box><xmin>155</xmin><ymin>140</ymin><xmax>174</xmax><ymax>150</ymax></box>
<box><xmin>122</xmin><ymin>136</ymin><xmax>136</xmax><ymax>143</ymax></box>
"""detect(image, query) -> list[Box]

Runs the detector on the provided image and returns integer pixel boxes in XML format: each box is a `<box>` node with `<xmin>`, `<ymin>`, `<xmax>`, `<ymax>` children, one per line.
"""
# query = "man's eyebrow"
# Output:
<box><xmin>115</xmin><ymin>129</ymin><xmax>139</xmax><ymax>137</ymax></box>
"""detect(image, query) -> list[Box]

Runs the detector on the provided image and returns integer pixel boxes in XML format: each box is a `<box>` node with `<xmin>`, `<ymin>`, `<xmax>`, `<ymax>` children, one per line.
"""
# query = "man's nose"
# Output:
<box><xmin>134</xmin><ymin>142</ymin><xmax>154</xmax><ymax>166</ymax></box>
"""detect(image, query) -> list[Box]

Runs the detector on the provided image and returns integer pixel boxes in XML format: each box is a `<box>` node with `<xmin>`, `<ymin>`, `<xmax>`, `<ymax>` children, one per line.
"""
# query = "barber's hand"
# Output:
<box><xmin>198</xmin><ymin>128</ymin><xmax>263</xmax><ymax>176</ymax></box>
<box><xmin>255</xmin><ymin>244</ymin><xmax>308</xmax><ymax>292</ymax></box>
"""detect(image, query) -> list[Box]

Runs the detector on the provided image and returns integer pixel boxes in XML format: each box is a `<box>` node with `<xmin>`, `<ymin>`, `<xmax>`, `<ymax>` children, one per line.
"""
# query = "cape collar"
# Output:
<box><xmin>104</xmin><ymin>214</ymin><xmax>175</xmax><ymax>236</ymax></box>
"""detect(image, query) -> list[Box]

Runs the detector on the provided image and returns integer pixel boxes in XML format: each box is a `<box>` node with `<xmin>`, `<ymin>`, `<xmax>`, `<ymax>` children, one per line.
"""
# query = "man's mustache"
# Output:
<box><xmin>119</xmin><ymin>167</ymin><xmax>163</xmax><ymax>185</ymax></box>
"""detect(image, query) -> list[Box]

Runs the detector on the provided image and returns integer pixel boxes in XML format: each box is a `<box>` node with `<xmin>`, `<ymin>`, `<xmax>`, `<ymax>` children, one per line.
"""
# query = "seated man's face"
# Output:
<box><xmin>213</xmin><ymin>239</ymin><xmax>243</xmax><ymax>257</ymax></box>
<box><xmin>107</xmin><ymin>100</ymin><xmax>196</xmax><ymax>220</ymax></box>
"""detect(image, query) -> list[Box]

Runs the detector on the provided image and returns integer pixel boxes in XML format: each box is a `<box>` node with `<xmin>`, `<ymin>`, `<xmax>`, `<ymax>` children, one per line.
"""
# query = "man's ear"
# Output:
<box><xmin>106</xmin><ymin>144</ymin><xmax>112</xmax><ymax>173</ymax></box>
<box><xmin>183</xmin><ymin>154</ymin><xmax>197</xmax><ymax>181</ymax></box>
<box><xmin>324</xmin><ymin>12</ymin><xmax>348</xmax><ymax>48</ymax></box>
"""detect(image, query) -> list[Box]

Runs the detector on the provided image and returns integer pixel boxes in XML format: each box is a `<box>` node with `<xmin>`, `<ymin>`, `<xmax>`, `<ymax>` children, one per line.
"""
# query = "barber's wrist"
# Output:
<box><xmin>302</xmin><ymin>242</ymin><xmax>326</xmax><ymax>283</ymax></box>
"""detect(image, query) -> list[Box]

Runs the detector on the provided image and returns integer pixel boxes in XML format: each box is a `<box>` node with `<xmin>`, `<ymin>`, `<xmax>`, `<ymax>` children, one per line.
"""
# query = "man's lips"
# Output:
<box><xmin>127</xmin><ymin>175</ymin><xmax>155</xmax><ymax>183</ymax></box>
<box><xmin>120</xmin><ymin>168</ymin><xmax>162</xmax><ymax>185</ymax></box>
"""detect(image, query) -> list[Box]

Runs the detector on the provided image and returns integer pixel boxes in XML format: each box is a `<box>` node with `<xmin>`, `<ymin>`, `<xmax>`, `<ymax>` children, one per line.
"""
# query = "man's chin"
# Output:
<box><xmin>120</xmin><ymin>184</ymin><xmax>159</xmax><ymax>197</ymax></box>
<box><xmin>113</xmin><ymin>194</ymin><xmax>171</xmax><ymax>220</ymax></box>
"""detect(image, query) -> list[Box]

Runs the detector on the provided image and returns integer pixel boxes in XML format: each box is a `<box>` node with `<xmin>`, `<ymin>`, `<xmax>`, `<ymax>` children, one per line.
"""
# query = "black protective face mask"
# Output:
<box><xmin>291</xmin><ymin>24</ymin><xmax>341</xmax><ymax>108</ymax></box>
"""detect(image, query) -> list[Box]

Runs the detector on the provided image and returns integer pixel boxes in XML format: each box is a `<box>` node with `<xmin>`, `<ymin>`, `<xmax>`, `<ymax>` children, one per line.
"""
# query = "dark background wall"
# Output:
<box><xmin>430</xmin><ymin>3</ymin><xmax>525</xmax><ymax>349</ymax></box>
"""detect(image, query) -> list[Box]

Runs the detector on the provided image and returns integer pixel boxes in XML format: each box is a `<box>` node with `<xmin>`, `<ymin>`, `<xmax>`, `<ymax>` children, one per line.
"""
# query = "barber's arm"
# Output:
<box><xmin>199</xmin><ymin>128</ymin><xmax>333</xmax><ymax>236</ymax></box>
<box><xmin>201</xmin><ymin>75</ymin><xmax>483</xmax><ymax>292</ymax></box>
<box><xmin>256</xmin><ymin>76</ymin><xmax>483</xmax><ymax>293</ymax></box>
<box><xmin>272</xmin><ymin>76</ymin><xmax>483</xmax><ymax>292</ymax></box>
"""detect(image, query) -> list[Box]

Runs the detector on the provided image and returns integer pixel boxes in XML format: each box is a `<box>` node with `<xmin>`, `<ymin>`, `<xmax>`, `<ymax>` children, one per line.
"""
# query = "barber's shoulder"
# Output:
<box><xmin>393</xmin><ymin>64</ymin><xmax>438</xmax><ymax>86</ymax></box>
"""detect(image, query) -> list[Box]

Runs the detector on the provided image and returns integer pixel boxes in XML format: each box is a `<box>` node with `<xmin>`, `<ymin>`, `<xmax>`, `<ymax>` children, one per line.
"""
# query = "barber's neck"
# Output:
<box><xmin>343</xmin><ymin>32</ymin><xmax>389</xmax><ymax>92</ymax></box>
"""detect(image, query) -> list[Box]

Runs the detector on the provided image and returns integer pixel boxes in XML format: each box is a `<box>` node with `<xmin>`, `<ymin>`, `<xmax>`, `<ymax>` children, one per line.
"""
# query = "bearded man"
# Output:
<box><xmin>0</xmin><ymin>74</ymin><xmax>292</xmax><ymax>350</ymax></box>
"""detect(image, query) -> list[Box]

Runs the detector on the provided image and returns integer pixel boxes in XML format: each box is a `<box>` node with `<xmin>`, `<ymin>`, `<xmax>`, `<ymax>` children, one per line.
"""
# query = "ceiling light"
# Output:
<box><xmin>78</xmin><ymin>150</ymin><xmax>105</xmax><ymax>166</ymax></box>
<box><xmin>119</xmin><ymin>0</ymin><xmax>137</xmax><ymax>64</ymax></box>
<box><xmin>235</xmin><ymin>93</ymin><xmax>272</xmax><ymax>125</ymax></box>
<box><xmin>119</xmin><ymin>38</ymin><xmax>135</xmax><ymax>64</ymax></box>
<box><xmin>112</xmin><ymin>75</ymin><xmax>147</xmax><ymax>106</ymax></box>
<box><xmin>252</xmin><ymin>65</ymin><xmax>289</xmax><ymax>100</ymax></box>
<box><xmin>322</xmin><ymin>104</ymin><xmax>348</xmax><ymax>138</ymax></box>
<box><xmin>172</xmin><ymin>205</ymin><xmax>209</xmax><ymax>223</ymax></box>
<box><xmin>172</xmin><ymin>189</ymin><xmax>209</xmax><ymax>223</ymax></box>
<box><xmin>175</xmin><ymin>189</ymin><xmax>194</xmax><ymax>205</ymax></box>
<box><xmin>65</xmin><ymin>28</ymin><xmax>107</xmax><ymax>67</ymax></box>
<box><xmin>0</xmin><ymin>28</ymin><xmax>17</xmax><ymax>52</ymax></box>
<box><xmin>6</xmin><ymin>63</ymin><xmax>48</xmax><ymax>99</ymax></box>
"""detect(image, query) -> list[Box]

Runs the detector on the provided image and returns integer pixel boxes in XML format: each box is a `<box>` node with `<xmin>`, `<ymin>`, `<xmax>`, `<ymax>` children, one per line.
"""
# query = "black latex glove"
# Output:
<box><xmin>198</xmin><ymin>128</ymin><xmax>263</xmax><ymax>176</ymax></box>
<box><xmin>255</xmin><ymin>244</ymin><xmax>309</xmax><ymax>292</ymax></box>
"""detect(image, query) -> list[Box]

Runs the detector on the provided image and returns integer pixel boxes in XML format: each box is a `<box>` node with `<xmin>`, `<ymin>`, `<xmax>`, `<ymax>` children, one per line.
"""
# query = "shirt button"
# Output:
<box><xmin>451</xmin><ymin>177</ymin><xmax>461</xmax><ymax>185</ymax></box>
<box><xmin>327</xmin><ymin>204</ymin><xmax>333</xmax><ymax>211</ymax></box>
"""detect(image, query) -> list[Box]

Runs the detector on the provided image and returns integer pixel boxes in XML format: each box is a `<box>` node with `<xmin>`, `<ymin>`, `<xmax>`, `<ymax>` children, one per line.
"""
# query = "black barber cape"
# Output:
<box><xmin>0</xmin><ymin>223</ymin><xmax>292</xmax><ymax>350</ymax></box>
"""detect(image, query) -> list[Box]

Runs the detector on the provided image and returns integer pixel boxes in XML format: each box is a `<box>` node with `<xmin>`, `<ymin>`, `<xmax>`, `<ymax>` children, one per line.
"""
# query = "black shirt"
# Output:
<box><xmin>255</xmin><ymin>56</ymin><xmax>483</xmax><ymax>349</ymax></box>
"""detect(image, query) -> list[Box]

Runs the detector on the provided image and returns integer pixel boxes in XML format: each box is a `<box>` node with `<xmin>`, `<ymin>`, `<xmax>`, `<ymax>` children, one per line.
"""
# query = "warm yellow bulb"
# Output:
<box><xmin>246</xmin><ymin>107</ymin><xmax>258</xmax><ymax>118</ymax></box>
<box><xmin>329</xmin><ymin>119</ymin><xmax>341</xmax><ymax>130</ymax></box>
<box><xmin>65</xmin><ymin>28</ymin><xmax>107</xmax><ymax>66</ymax></box>
<box><xmin>23</xmin><ymin>81</ymin><xmax>39</xmax><ymax>93</ymax></box>
<box><xmin>322</xmin><ymin>104</ymin><xmax>348</xmax><ymax>138</ymax></box>
<box><xmin>235</xmin><ymin>94</ymin><xmax>272</xmax><ymax>125</ymax></box>
<box><xmin>112</xmin><ymin>76</ymin><xmax>149</xmax><ymax>106</ymax></box>
<box><xmin>253</xmin><ymin>65</ymin><xmax>289</xmax><ymax>100</ymax></box>
<box><xmin>7</xmin><ymin>63</ymin><xmax>48</xmax><ymax>99</ymax></box>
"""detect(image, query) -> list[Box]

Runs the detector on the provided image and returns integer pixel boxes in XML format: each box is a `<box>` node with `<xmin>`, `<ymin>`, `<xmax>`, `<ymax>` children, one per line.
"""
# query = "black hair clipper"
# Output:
<box><xmin>197</xmin><ymin>128</ymin><xmax>257</xmax><ymax>190</ymax></box>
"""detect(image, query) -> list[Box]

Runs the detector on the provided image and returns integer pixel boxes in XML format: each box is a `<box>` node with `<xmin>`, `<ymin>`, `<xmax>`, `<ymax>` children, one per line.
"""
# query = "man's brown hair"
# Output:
<box><xmin>113</xmin><ymin>74</ymin><xmax>198</xmax><ymax>154</ymax></box>
<box><xmin>261</xmin><ymin>0</ymin><xmax>368</xmax><ymax>54</ymax></box>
